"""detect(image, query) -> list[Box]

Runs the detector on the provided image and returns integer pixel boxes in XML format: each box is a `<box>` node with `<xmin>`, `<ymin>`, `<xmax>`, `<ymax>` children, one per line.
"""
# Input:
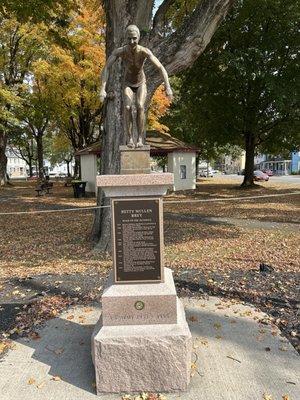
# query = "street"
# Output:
<box><xmin>216</xmin><ymin>174</ymin><xmax>300</xmax><ymax>185</ymax></box>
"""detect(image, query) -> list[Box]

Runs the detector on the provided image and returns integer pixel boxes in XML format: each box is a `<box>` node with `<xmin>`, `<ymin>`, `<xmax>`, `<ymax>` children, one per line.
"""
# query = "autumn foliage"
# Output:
<box><xmin>148</xmin><ymin>85</ymin><xmax>171</xmax><ymax>133</ymax></box>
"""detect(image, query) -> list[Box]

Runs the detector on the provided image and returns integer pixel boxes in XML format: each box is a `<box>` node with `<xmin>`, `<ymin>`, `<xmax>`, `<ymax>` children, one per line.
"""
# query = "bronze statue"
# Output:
<box><xmin>100</xmin><ymin>25</ymin><xmax>173</xmax><ymax>148</ymax></box>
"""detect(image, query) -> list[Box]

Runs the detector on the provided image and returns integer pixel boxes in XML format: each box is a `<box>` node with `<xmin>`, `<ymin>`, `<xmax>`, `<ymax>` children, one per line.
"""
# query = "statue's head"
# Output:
<box><xmin>126</xmin><ymin>25</ymin><xmax>140</xmax><ymax>48</ymax></box>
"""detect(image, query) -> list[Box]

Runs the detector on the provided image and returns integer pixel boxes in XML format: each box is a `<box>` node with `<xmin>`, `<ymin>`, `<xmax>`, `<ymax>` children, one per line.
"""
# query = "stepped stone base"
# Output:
<box><xmin>91</xmin><ymin>299</ymin><xmax>192</xmax><ymax>394</ymax></box>
<box><xmin>102</xmin><ymin>268</ymin><xmax>177</xmax><ymax>326</ymax></box>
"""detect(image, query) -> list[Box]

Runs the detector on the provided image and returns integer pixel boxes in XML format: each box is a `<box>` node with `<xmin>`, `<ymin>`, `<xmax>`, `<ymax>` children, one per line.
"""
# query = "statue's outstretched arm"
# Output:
<box><xmin>100</xmin><ymin>48</ymin><xmax>123</xmax><ymax>102</ymax></box>
<box><xmin>147</xmin><ymin>50</ymin><xmax>173</xmax><ymax>100</ymax></box>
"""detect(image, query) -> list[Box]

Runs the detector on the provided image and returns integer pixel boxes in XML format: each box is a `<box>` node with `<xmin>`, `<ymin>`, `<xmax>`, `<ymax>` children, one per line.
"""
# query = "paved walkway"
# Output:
<box><xmin>0</xmin><ymin>297</ymin><xmax>299</xmax><ymax>400</ymax></box>
<box><xmin>166</xmin><ymin>212</ymin><xmax>300</xmax><ymax>232</ymax></box>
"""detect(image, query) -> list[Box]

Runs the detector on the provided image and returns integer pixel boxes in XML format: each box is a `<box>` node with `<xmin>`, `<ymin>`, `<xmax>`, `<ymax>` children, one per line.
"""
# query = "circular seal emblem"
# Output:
<box><xmin>134</xmin><ymin>300</ymin><xmax>145</xmax><ymax>311</ymax></box>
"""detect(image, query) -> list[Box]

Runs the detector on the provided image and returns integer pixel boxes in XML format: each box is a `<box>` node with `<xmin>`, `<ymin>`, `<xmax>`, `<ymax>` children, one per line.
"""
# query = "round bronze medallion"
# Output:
<box><xmin>134</xmin><ymin>300</ymin><xmax>145</xmax><ymax>311</ymax></box>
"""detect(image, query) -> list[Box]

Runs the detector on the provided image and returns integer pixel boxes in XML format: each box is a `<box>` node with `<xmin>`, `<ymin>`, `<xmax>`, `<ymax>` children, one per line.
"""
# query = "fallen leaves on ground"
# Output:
<box><xmin>193</xmin><ymin>337</ymin><xmax>208</xmax><ymax>348</ymax></box>
<box><xmin>3</xmin><ymin>296</ymin><xmax>73</xmax><ymax>340</ymax></box>
<box><xmin>263</xmin><ymin>394</ymin><xmax>273</xmax><ymax>400</ymax></box>
<box><xmin>121</xmin><ymin>394</ymin><xmax>166</xmax><ymax>400</ymax></box>
<box><xmin>0</xmin><ymin>340</ymin><xmax>15</xmax><ymax>354</ymax></box>
<box><xmin>36</xmin><ymin>381</ymin><xmax>46</xmax><ymax>389</ymax></box>
<box><xmin>0</xmin><ymin>180</ymin><xmax>299</xmax><ymax>352</ymax></box>
<box><xmin>27</xmin><ymin>377</ymin><xmax>45</xmax><ymax>389</ymax></box>
<box><xmin>51</xmin><ymin>376</ymin><xmax>62</xmax><ymax>381</ymax></box>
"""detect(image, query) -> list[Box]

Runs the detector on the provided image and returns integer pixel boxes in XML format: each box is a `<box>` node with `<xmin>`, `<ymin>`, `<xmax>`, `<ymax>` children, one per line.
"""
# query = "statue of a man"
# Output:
<box><xmin>100</xmin><ymin>25</ymin><xmax>173</xmax><ymax>148</ymax></box>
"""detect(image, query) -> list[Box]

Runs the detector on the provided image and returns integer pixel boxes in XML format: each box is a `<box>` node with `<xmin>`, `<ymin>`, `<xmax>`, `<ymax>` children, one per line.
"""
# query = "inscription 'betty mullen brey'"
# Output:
<box><xmin>100</xmin><ymin>24</ymin><xmax>173</xmax><ymax>149</ymax></box>
<box><xmin>112</xmin><ymin>198</ymin><xmax>162</xmax><ymax>283</ymax></box>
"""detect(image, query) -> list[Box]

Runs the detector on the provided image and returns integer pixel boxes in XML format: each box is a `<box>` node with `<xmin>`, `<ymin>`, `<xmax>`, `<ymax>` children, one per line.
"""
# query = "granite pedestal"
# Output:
<box><xmin>120</xmin><ymin>145</ymin><xmax>151</xmax><ymax>174</ymax></box>
<box><xmin>92</xmin><ymin>298</ymin><xmax>191</xmax><ymax>393</ymax></box>
<box><xmin>101</xmin><ymin>267</ymin><xmax>177</xmax><ymax>326</ymax></box>
<box><xmin>92</xmin><ymin>150</ymin><xmax>192</xmax><ymax>394</ymax></box>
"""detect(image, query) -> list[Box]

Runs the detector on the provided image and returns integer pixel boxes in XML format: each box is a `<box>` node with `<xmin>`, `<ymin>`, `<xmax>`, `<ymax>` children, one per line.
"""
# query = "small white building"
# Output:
<box><xmin>6</xmin><ymin>147</ymin><xmax>27</xmax><ymax>179</ymax></box>
<box><xmin>147</xmin><ymin>130</ymin><xmax>198</xmax><ymax>192</ymax></box>
<box><xmin>76</xmin><ymin>131</ymin><xmax>199</xmax><ymax>194</ymax></box>
<box><xmin>75</xmin><ymin>144</ymin><xmax>99</xmax><ymax>193</ymax></box>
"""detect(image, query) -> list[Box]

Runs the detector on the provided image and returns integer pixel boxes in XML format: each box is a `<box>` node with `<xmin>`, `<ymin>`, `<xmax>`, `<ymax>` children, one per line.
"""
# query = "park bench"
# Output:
<box><xmin>35</xmin><ymin>180</ymin><xmax>53</xmax><ymax>196</ymax></box>
<box><xmin>64</xmin><ymin>177</ymin><xmax>73</xmax><ymax>187</ymax></box>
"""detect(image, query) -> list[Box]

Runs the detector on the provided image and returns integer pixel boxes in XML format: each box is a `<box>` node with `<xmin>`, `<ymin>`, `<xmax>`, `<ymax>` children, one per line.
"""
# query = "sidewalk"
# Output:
<box><xmin>0</xmin><ymin>297</ymin><xmax>299</xmax><ymax>400</ymax></box>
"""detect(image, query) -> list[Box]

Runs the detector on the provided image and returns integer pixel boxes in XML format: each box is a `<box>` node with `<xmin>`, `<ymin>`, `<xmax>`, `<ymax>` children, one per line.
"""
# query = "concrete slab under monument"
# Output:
<box><xmin>1</xmin><ymin>298</ymin><xmax>300</xmax><ymax>400</ymax></box>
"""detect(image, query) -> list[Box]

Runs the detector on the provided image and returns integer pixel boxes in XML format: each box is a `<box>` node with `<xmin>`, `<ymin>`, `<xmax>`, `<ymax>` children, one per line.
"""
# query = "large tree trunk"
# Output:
<box><xmin>92</xmin><ymin>0</ymin><xmax>235</xmax><ymax>251</ymax></box>
<box><xmin>28</xmin><ymin>161</ymin><xmax>33</xmax><ymax>177</ymax></box>
<box><xmin>66</xmin><ymin>160</ymin><xmax>71</xmax><ymax>177</ymax></box>
<box><xmin>0</xmin><ymin>132</ymin><xmax>8</xmax><ymax>186</ymax></box>
<box><xmin>74</xmin><ymin>156</ymin><xmax>80</xmax><ymax>178</ymax></box>
<box><xmin>242</xmin><ymin>132</ymin><xmax>255</xmax><ymax>187</ymax></box>
<box><xmin>91</xmin><ymin>0</ymin><xmax>137</xmax><ymax>251</ymax></box>
<box><xmin>36</xmin><ymin>132</ymin><xmax>44</xmax><ymax>179</ymax></box>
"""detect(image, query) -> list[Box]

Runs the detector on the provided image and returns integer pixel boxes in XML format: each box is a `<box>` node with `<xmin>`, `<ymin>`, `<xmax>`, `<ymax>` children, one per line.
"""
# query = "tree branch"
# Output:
<box><xmin>146</xmin><ymin>0</ymin><xmax>235</xmax><ymax>95</ymax></box>
<box><xmin>152</xmin><ymin>0</ymin><xmax>176</xmax><ymax>33</ymax></box>
<box><xmin>41</xmin><ymin>118</ymin><xmax>49</xmax><ymax>134</ymax></box>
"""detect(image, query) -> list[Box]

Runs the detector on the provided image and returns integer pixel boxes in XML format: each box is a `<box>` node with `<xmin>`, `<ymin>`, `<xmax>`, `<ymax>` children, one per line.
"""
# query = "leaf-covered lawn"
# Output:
<box><xmin>0</xmin><ymin>178</ymin><xmax>299</xmax><ymax>353</ymax></box>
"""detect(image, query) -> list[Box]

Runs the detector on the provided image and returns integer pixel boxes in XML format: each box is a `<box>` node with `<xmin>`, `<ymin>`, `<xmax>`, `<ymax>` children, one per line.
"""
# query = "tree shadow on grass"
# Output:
<box><xmin>163</xmin><ymin>216</ymin><xmax>241</xmax><ymax>246</ymax></box>
<box><xmin>0</xmin><ymin>272</ymin><xmax>106</xmax><ymax>332</ymax></box>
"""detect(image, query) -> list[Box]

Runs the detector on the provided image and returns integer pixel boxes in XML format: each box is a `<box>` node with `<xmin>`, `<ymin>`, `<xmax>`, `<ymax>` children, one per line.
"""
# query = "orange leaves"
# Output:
<box><xmin>263</xmin><ymin>393</ymin><xmax>273</xmax><ymax>400</ymax></box>
<box><xmin>148</xmin><ymin>85</ymin><xmax>171</xmax><ymax>133</ymax></box>
<box><xmin>0</xmin><ymin>340</ymin><xmax>15</xmax><ymax>354</ymax></box>
<box><xmin>51</xmin><ymin>375</ymin><xmax>62</xmax><ymax>381</ymax></box>
<box><xmin>121</xmin><ymin>394</ymin><xmax>167</xmax><ymax>400</ymax></box>
<box><xmin>32</xmin><ymin>0</ymin><xmax>105</xmax><ymax>122</ymax></box>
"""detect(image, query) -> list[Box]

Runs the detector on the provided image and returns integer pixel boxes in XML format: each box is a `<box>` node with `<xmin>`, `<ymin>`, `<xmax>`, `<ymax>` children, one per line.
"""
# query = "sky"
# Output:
<box><xmin>154</xmin><ymin>0</ymin><xmax>163</xmax><ymax>14</ymax></box>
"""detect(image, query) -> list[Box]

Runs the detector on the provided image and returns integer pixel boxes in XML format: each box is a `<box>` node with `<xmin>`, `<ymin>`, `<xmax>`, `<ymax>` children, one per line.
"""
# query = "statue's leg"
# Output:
<box><xmin>124</xmin><ymin>86</ymin><xmax>134</xmax><ymax>148</ymax></box>
<box><xmin>136</xmin><ymin>83</ymin><xmax>147</xmax><ymax>148</ymax></box>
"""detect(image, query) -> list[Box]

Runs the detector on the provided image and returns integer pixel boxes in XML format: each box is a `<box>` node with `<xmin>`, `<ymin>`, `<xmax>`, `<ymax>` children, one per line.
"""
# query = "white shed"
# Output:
<box><xmin>75</xmin><ymin>142</ymin><xmax>100</xmax><ymax>194</ymax></box>
<box><xmin>147</xmin><ymin>131</ymin><xmax>198</xmax><ymax>191</ymax></box>
<box><xmin>76</xmin><ymin>131</ymin><xmax>199</xmax><ymax>194</ymax></box>
<box><xmin>167</xmin><ymin>152</ymin><xmax>196</xmax><ymax>191</ymax></box>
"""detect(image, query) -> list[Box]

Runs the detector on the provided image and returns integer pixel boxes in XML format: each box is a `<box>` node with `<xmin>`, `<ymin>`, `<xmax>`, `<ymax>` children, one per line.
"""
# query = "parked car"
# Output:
<box><xmin>262</xmin><ymin>169</ymin><xmax>274</xmax><ymax>176</ymax></box>
<box><xmin>198</xmin><ymin>169</ymin><xmax>214</xmax><ymax>177</ymax></box>
<box><xmin>254</xmin><ymin>170</ymin><xmax>269</xmax><ymax>181</ymax></box>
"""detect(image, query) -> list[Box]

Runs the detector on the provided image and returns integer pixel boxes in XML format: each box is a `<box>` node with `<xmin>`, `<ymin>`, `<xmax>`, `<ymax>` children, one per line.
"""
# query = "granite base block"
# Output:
<box><xmin>92</xmin><ymin>299</ymin><xmax>192</xmax><ymax>394</ymax></box>
<box><xmin>96</xmin><ymin>173</ymin><xmax>174</xmax><ymax>197</ymax></box>
<box><xmin>120</xmin><ymin>145</ymin><xmax>151</xmax><ymax>175</ymax></box>
<box><xmin>102</xmin><ymin>267</ymin><xmax>177</xmax><ymax>326</ymax></box>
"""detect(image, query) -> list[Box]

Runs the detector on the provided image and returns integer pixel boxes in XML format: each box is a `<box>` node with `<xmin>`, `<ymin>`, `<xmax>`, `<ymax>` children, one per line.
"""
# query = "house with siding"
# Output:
<box><xmin>6</xmin><ymin>147</ymin><xmax>27</xmax><ymax>179</ymax></box>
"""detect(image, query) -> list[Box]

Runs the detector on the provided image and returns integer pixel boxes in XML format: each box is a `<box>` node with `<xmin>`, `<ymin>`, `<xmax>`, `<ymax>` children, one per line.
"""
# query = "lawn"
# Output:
<box><xmin>0</xmin><ymin>177</ymin><xmax>299</xmax><ymax>353</ymax></box>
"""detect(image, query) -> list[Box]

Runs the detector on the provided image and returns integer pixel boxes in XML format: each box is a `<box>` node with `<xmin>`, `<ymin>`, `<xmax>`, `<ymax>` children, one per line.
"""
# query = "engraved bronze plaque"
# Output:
<box><xmin>112</xmin><ymin>198</ymin><xmax>163</xmax><ymax>283</ymax></box>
